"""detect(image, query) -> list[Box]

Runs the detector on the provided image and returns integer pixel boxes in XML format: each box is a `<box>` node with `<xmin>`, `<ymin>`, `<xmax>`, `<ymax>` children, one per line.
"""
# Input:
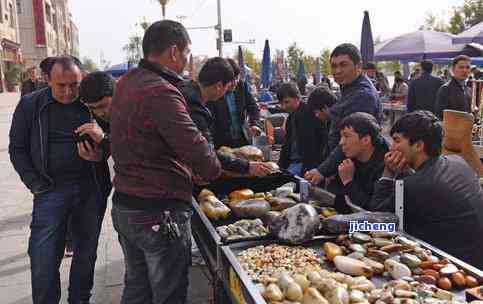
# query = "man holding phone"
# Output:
<box><xmin>9</xmin><ymin>56</ymin><xmax>111</xmax><ymax>304</ymax></box>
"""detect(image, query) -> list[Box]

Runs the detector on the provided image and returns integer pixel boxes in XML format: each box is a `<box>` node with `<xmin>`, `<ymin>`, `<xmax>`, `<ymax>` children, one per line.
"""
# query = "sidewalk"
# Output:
<box><xmin>0</xmin><ymin>93</ymin><xmax>212</xmax><ymax>303</ymax></box>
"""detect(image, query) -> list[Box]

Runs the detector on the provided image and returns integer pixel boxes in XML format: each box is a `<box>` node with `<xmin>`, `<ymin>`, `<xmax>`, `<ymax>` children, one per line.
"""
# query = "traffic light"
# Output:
<box><xmin>223</xmin><ymin>29</ymin><xmax>232</xmax><ymax>42</ymax></box>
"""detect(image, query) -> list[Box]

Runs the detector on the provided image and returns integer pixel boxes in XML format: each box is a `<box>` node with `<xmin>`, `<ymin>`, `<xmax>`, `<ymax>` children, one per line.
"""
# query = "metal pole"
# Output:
<box><xmin>217</xmin><ymin>0</ymin><xmax>222</xmax><ymax>57</ymax></box>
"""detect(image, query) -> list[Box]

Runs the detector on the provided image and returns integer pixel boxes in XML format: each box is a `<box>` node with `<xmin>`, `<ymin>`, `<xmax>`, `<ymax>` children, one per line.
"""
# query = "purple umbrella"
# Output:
<box><xmin>361</xmin><ymin>11</ymin><xmax>374</xmax><ymax>65</ymax></box>
<box><xmin>453</xmin><ymin>21</ymin><xmax>483</xmax><ymax>44</ymax></box>
<box><xmin>375</xmin><ymin>30</ymin><xmax>476</xmax><ymax>61</ymax></box>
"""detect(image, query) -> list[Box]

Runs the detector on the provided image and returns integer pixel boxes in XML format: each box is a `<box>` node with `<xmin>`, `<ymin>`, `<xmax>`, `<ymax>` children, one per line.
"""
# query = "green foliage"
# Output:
<box><xmin>319</xmin><ymin>48</ymin><xmax>331</xmax><ymax>76</ymax></box>
<box><xmin>287</xmin><ymin>42</ymin><xmax>304</xmax><ymax>75</ymax></box>
<box><xmin>421</xmin><ymin>0</ymin><xmax>483</xmax><ymax>34</ymax></box>
<box><xmin>5</xmin><ymin>64</ymin><xmax>22</xmax><ymax>84</ymax></box>
<box><xmin>378</xmin><ymin>61</ymin><xmax>402</xmax><ymax>74</ymax></box>
<box><xmin>238</xmin><ymin>47</ymin><xmax>261</xmax><ymax>75</ymax></box>
<box><xmin>123</xmin><ymin>19</ymin><xmax>151</xmax><ymax>65</ymax></box>
<box><xmin>81</xmin><ymin>57</ymin><xmax>98</xmax><ymax>72</ymax></box>
<box><xmin>419</xmin><ymin>12</ymin><xmax>449</xmax><ymax>32</ymax></box>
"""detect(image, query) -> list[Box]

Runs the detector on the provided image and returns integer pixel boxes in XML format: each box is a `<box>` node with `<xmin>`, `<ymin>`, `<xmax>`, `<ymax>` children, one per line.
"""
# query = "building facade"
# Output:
<box><xmin>0</xmin><ymin>0</ymin><xmax>22</xmax><ymax>92</ymax></box>
<box><xmin>17</xmin><ymin>0</ymin><xmax>79</xmax><ymax>69</ymax></box>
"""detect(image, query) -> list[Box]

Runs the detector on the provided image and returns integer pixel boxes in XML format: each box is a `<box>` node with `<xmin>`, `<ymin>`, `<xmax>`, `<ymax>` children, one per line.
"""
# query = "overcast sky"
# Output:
<box><xmin>70</xmin><ymin>0</ymin><xmax>461</xmax><ymax>66</ymax></box>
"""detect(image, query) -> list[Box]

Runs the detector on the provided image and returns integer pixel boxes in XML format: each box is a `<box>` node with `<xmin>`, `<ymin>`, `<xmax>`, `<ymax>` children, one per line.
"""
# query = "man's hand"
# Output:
<box><xmin>249</xmin><ymin>125</ymin><xmax>262</xmax><ymax>137</ymax></box>
<box><xmin>76</xmin><ymin>122</ymin><xmax>104</xmax><ymax>144</ymax></box>
<box><xmin>383</xmin><ymin>151</ymin><xmax>408</xmax><ymax>178</ymax></box>
<box><xmin>78</xmin><ymin>141</ymin><xmax>103</xmax><ymax>162</ymax></box>
<box><xmin>248</xmin><ymin>162</ymin><xmax>273</xmax><ymax>177</ymax></box>
<box><xmin>304</xmin><ymin>168</ymin><xmax>323</xmax><ymax>185</ymax></box>
<box><xmin>338</xmin><ymin>159</ymin><xmax>355</xmax><ymax>185</ymax></box>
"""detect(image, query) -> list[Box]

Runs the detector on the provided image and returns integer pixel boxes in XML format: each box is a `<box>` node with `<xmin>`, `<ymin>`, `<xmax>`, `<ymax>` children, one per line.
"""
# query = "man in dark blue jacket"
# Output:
<box><xmin>304</xmin><ymin>43</ymin><xmax>382</xmax><ymax>185</ymax></box>
<box><xmin>407</xmin><ymin>60</ymin><xmax>444</xmax><ymax>114</ymax></box>
<box><xmin>9</xmin><ymin>56</ymin><xmax>111</xmax><ymax>304</ymax></box>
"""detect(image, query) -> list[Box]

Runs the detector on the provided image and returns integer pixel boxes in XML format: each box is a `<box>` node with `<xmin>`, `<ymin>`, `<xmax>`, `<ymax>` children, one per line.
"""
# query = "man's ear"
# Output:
<box><xmin>362</xmin><ymin>135</ymin><xmax>371</xmax><ymax>146</ymax></box>
<box><xmin>414</xmin><ymin>140</ymin><xmax>425</xmax><ymax>153</ymax></box>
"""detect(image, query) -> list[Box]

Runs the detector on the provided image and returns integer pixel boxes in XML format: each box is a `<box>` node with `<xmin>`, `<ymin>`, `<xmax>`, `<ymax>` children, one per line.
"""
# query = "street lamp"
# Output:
<box><xmin>158</xmin><ymin>0</ymin><xmax>170</xmax><ymax>19</ymax></box>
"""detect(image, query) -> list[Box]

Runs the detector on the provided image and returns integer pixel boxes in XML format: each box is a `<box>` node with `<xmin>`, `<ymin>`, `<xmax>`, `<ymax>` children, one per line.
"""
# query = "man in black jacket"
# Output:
<box><xmin>369</xmin><ymin>111</ymin><xmax>483</xmax><ymax>269</ymax></box>
<box><xmin>21</xmin><ymin>67</ymin><xmax>45</xmax><ymax>96</ymax></box>
<box><xmin>207</xmin><ymin>58</ymin><xmax>261</xmax><ymax>149</ymax></box>
<box><xmin>178</xmin><ymin>57</ymin><xmax>272</xmax><ymax>177</ymax></box>
<box><xmin>407</xmin><ymin>60</ymin><xmax>444</xmax><ymax>114</ymax></box>
<box><xmin>9</xmin><ymin>57</ymin><xmax>111</xmax><ymax>304</ymax></box>
<box><xmin>331</xmin><ymin>112</ymin><xmax>389</xmax><ymax>213</ymax></box>
<box><xmin>435</xmin><ymin>55</ymin><xmax>473</xmax><ymax>118</ymax></box>
<box><xmin>277</xmin><ymin>82</ymin><xmax>328</xmax><ymax>176</ymax></box>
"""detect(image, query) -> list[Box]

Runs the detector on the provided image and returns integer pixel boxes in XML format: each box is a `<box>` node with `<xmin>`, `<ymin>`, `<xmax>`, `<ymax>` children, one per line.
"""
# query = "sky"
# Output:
<box><xmin>70</xmin><ymin>0</ymin><xmax>462</xmax><ymax>67</ymax></box>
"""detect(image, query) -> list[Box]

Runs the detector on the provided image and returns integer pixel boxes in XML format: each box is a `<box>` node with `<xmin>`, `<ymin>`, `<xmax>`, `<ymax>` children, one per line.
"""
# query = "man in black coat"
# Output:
<box><xmin>369</xmin><ymin>111</ymin><xmax>483</xmax><ymax>270</ymax></box>
<box><xmin>407</xmin><ymin>60</ymin><xmax>444</xmax><ymax>114</ymax></box>
<box><xmin>435</xmin><ymin>55</ymin><xmax>473</xmax><ymax>119</ymax></box>
<box><xmin>277</xmin><ymin>82</ymin><xmax>328</xmax><ymax>176</ymax></box>
<box><xmin>178</xmin><ymin>57</ymin><xmax>272</xmax><ymax>177</ymax></box>
<box><xmin>21</xmin><ymin>67</ymin><xmax>45</xmax><ymax>96</ymax></box>
<box><xmin>330</xmin><ymin>112</ymin><xmax>389</xmax><ymax>213</ymax></box>
<box><xmin>207</xmin><ymin>58</ymin><xmax>261</xmax><ymax>149</ymax></box>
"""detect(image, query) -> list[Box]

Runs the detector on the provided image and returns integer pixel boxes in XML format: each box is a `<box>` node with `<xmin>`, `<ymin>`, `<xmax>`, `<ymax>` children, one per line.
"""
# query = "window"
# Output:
<box><xmin>9</xmin><ymin>3</ymin><xmax>14</xmax><ymax>28</ymax></box>
<box><xmin>0</xmin><ymin>0</ymin><xmax>3</xmax><ymax>23</ymax></box>
<box><xmin>16</xmin><ymin>0</ymin><xmax>20</xmax><ymax>14</ymax></box>
<box><xmin>53</xmin><ymin>13</ymin><xmax>57</xmax><ymax>31</ymax></box>
<box><xmin>45</xmin><ymin>3</ymin><xmax>51</xmax><ymax>24</ymax></box>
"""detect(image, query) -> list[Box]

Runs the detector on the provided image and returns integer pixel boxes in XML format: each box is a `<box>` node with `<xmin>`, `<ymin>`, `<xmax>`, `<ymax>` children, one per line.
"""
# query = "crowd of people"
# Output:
<box><xmin>7</xmin><ymin>19</ymin><xmax>483</xmax><ymax>304</ymax></box>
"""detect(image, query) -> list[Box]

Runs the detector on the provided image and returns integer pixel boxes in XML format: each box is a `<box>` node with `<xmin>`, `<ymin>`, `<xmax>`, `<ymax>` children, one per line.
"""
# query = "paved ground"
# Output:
<box><xmin>0</xmin><ymin>93</ymin><xmax>213</xmax><ymax>303</ymax></box>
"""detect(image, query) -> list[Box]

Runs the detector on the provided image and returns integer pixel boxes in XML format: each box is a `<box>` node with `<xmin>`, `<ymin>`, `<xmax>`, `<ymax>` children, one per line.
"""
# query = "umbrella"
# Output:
<box><xmin>238</xmin><ymin>45</ymin><xmax>247</xmax><ymax>82</ymax></box>
<box><xmin>297</xmin><ymin>60</ymin><xmax>306</xmax><ymax>82</ymax></box>
<box><xmin>105</xmin><ymin>62</ymin><xmax>137</xmax><ymax>77</ymax></box>
<box><xmin>374</xmin><ymin>30</ymin><xmax>477</xmax><ymax>61</ymax></box>
<box><xmin>453</xmin><ymin>21</ymin><xmax>483</xmax><ymax>44</ymax></box>
<box><xmin>361</xmin><ymin>11</ymin><xmax>375</xmax><ymax>65</ymax></box>
<box><xmin>261</xmin><ymin>39</ymin><xmax>272</xmax><ymax>88</ymax></box>
<box><xmin>431</xmin><ymin>57</ymin><xmax>483</xmax><ymax>66</ymax></box>
<box><xmin>314</xmin><ymin>58</ymin><xmax>321</xmax><ymax>84</ymax></box>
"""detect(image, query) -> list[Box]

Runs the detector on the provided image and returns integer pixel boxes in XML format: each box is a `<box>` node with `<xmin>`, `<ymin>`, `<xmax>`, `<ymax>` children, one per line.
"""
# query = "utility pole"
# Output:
<box><xmin>216</xmin><ymin>0</ymin><xmax>222</xmax><ymax>57</ymax></box>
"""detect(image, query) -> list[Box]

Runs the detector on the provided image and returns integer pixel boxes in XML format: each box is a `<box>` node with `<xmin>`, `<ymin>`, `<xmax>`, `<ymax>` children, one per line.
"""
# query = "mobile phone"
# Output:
<box><xmin>74</xmin><ymin>133</ymin><xmax>95</xmax><ymax>146</ymax></box>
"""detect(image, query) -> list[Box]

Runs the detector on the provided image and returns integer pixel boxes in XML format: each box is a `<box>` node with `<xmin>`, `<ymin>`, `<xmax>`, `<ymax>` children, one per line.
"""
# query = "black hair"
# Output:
<box><xmin>394</xmin><ymin>71</ymin><xmax>402</xmax><ymax>77</ymax></box>
<box><xmin>364</xmin><ymin>62</ymin><xmax>377</xmax><ymax>70</ymax></box>
<box><xmin>226</xmin><ymin>58</ymin><xmax>240</xmax><ymax>78</ymax></box>
<box><xmin>339</xmin><ymin>112</ymin><xmax>381</xmax><ymax>146</ymax></box>
<box><xmin>197</xmin><ymin>57</ymin><xmax>234</xmax><ymax>87</ymax></box>
<box><xmin>330</xmin><ymin>43</ymin><xmax>362</xmax><ymax>64</ymax></box>
<box><xmin>48</xmin><ymin>56</ymin><xmax>82</xmax><ymax>77</ymax></box>
<box><xmin>80</xmin><ymin>71</ymin><xmax>116</xmax><ymax>103</ymax></box>
<box><xmin>142</xmin><ymin>20</ymin><xmax>191</xmax><ymax>57</ymax></box>
<box><xmin>276</xmin><ymin>82</ymin><xmax>300</xmax><ymax>101</ymax></box>
<box><xmin>307</xmin><ymin>86</ymin><xmax>337</xmax><ymax>111</ymax></box>
<box><xmin>39</xmin><ymin>57</ymin><xmax>56</xmax><ymax>75</ymax></box>
<box><xmin>390</xmin><ymin>110</ymin><xmax>442</xmax><ymax>157</ymax></box>
<box><xmin>420</xmin><ymin>60</ymin><xmax>433</xmax><ymax>73</ymax></box>
<box><xmin>452</xmin><ymin>54</ymin><xmax>471</xmax><ymax>67</ymax></box>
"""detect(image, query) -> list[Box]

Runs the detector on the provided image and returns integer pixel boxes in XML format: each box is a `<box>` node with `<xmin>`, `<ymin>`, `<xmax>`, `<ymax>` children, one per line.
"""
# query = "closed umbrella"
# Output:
<box><xmin>361</xmin><ymin>10</ymin><xmax>375</xmax><ymax>65</ymax></box>
<box><xmin>261</xmin><ymin>39</ymin><xmax>272</xmax><ymax>88</ymax></box>
<box><xmin>297</xmin><ymin>60</ymin><xmax>307</xmax><ymax>95</ymax></box>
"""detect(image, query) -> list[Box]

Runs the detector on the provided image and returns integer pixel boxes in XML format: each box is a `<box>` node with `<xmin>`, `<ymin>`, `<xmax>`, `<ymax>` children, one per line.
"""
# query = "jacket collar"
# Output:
<box><xmin>341</xmin><ymin>74</ymin><xmax>368</xmax><ymax>94</ymax></box>
<box><xmin>138</xmin><ymin>59</ymin><xmax>184</xmax><ymax>87</ymax></box>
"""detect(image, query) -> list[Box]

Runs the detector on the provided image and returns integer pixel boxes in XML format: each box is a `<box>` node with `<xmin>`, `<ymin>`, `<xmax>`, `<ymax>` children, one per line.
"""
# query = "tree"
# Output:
<box><xmin>302</xmin><ymin>55</ymin><xmax>316</xmax><ymax>76</ymax></box>
<box><xmin>421</xmin><ymin>0</ymin><xmax>483</xmax><ymax>34</ymax></box>
<box><xmin>419</xmin><ymin>12</ymin><xmax>449</xmax><ymax>32</ymax></box>
<box><xmin>378</xmin><ymin>61</ymin><xmax>402</xmax><ymax>74</ymax></box>
<box><xmin>286</xmin><ymin>42</ymin><xmax>304</xmax><ymax>76</ymax></box>
<box><xmin>82</xmin><ymin>57</ymin><xmax>98</xmax><ymax>72</ymax></box>
<box><xmin>240</xmin><ymin>47</ymin><xmax>261</xmax><ymax>76</ymax></box>
<box><xmin>123</xmin><ymin>20</ymin><xmax>151</xmax><ymax>64</ymax></box>
<box><xmin>319</xmin><ymin>48</ymin><xmax>331</xmax><ymax>76</ymax></box>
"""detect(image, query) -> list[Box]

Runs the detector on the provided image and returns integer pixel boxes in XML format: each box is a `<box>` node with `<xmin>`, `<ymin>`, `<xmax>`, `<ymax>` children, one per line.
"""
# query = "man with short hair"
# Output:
<box><xmin>179</xmin><ymin>57</ymin><xmax>272</xmax><ymax>177</ymax></box>
<box><xmin>304</xmin><ymin>43</ymin><xmax>383</xmax><ymax>185</ymax></box>
<box><xmin>21</xmin><ymin>67</ymin><xmax>45</xmax><ymax>96</ymax></box>
<box><xmin>277</xmin><ymin>83</ymin><xmax>329</xmax><ymax>176</ymax></box>
<box><xmin>208</xmin><ymin>58</ymin><xmax>261</xmax><ymax>149</ymax></box>
<box><xmin>435</xmin><ymin>55</ymin><xmax>473</xmax><ymax>118</ymax></box>
<box><xmin>110</xmin><ymin>20</ymin><xmax>221</xmax><ymax>304</ymax></box>
<box><xmin>364</xmin><ymin>62</ymin><xmax>390</xmax><ymax>95</ymax></box>
<box><xmin>369</xmin><ymin>111</ymin><xmax>483</xmax><ymax>269</ymax></box>
<box><xmin>407</xmin><ymin>60</ymin><xmax>444</xmax><ymax>113</ymax></box>
<box><xmin>333</xmin><ymin>112</ymin><xmax>389</xmax><ymax>212</ymax></box>
<box><xmin>9</xmin><ymin>56</ymin><xmax>109</xmax><ymax>304</ymax></box>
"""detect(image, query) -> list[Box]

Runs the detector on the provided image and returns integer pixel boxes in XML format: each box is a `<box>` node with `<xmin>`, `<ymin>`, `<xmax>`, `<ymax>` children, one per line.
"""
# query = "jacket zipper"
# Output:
<box><xmin>38</xmin><ymin>100</ymin><xmax>54</xmax><ymax>187</ymax></box>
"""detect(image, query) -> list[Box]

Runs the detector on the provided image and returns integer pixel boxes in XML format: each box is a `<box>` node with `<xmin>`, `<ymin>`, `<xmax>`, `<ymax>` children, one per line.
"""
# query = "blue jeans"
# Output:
<box><xmin>287</xmin><ymin>162</ymin><xmax>303</xmax><ymax>176</ymax></box>
<box><xmin>28</xmin><ymin>180</ymin><xmax>107</xmax><ymax>304</ymax></box>
<box><xmin>111</xmin><ymin>192</ymin><xmax>192</xmax><ymax>304</ymax></box>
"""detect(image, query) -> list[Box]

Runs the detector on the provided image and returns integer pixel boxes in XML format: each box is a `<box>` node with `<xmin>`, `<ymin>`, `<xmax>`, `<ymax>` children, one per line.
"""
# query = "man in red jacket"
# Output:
<box><xmin>110</xmin><ymin>20</ymin><xmax>221</xmax><ymax>304</ymax></box>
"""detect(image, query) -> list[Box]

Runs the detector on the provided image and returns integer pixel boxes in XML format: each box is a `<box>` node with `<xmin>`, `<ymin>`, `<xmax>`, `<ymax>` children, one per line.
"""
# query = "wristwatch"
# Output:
<box><xmin>101</xmin><ymin>132</ymin><xmax>110</xmax><ymax>147</ymax></box>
